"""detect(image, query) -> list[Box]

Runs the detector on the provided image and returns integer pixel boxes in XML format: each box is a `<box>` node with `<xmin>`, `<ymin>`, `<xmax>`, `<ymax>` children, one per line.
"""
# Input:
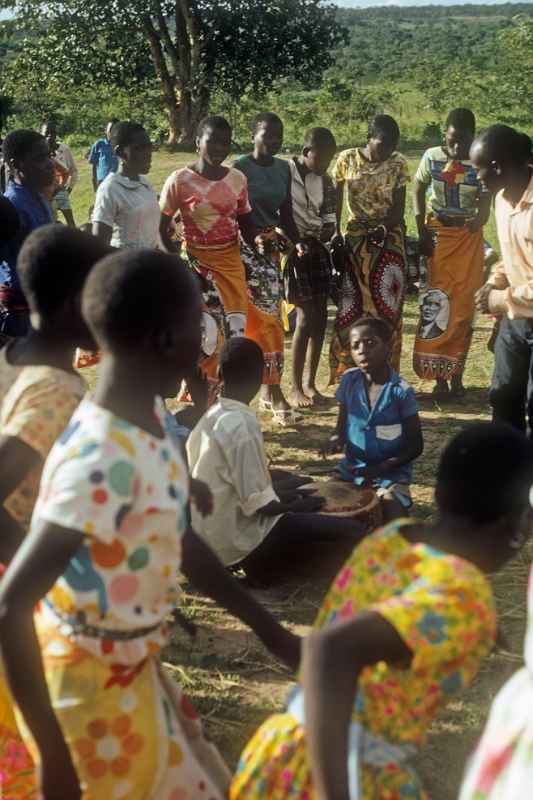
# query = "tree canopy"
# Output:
<box><xmin>9</xmin><ymin>0</ymin><xmax>346</xmax><ymax>144</ymax></box>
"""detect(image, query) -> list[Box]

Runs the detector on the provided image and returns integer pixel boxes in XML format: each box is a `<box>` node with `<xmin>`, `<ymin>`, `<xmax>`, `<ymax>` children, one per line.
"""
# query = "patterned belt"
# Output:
<box><xmin>44</xmin><ymin>599</ymin><xmax>162</xmax><ymax>641</ymax></box>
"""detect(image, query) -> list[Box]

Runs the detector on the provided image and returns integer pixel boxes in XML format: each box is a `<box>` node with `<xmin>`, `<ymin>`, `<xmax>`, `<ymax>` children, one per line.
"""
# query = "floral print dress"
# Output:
<box><xmin>459</xmin><ymin>566</ymin><xmax>533</xmax><ymax>800</ymax></box>
<box><xmin>17</xmin><ymin>398</ymin><xmax>230</xmax><ymax>800</ymax></box>
<box><xmin>231</xmin><ymin>520</ymin><xmax>496</xmax><ymax>800</ymax></box>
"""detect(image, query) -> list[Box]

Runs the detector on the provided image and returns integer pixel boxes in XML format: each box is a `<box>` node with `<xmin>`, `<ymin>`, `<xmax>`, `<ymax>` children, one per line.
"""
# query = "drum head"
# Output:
<box><xmin>302</xmin><ymin>480</ymin><xmax>377</xmax><ymax>516</ymax></box>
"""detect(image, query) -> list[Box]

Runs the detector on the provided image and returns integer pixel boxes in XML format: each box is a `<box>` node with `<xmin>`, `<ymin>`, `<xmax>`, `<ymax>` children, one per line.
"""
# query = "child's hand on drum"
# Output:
<box><xmin>321</xmin><ymin>434</ymin><xmax>344</xmax><ymax>458</ymax></box>
<box><xmin>190</xmin><ymin>478</ymin><xmax>214</xmax><ymax>517</ymax></box>
<box><xmin>290</xmin><ymin>495</ymin><xmax>326</xmax><ymax>513</ymax></box>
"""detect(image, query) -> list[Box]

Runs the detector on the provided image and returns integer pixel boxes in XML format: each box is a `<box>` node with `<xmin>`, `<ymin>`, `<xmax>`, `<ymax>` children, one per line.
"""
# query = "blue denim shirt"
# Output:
<box><xmin>89</xmin><ymin>139</ymin><xmax>118</xmax><ymax>183</ymax></box>
<box><xmin>335</xmin><ymin>368</ymin><xmax>419</xmax><ymax>486</ymax></box>
<box><xmin>2</xmin><ymin>183</ymin><xmax>53</xmax><ymax>289</ymax></box>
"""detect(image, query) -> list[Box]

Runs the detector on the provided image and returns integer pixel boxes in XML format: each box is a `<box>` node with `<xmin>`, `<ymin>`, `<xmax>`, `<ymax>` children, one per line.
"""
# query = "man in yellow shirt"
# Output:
<box><xmin>471</xmin><ymin>124</ymin><xmax>533</xmax><ymax>433</ymax></box>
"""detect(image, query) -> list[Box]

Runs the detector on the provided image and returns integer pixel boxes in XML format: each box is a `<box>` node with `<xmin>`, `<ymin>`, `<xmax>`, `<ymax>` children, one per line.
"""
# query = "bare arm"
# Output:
<box><xmin>92</xmin><ymin>164</ymin><xmax>98</xmax><ymax>193</ymax></box>
<box><xmin>181</xmin><ymin>527</ymin><xmax>301</xmax><ymax>670</ymax></box>
<box><xmin>322</xmin><ymin>403</ymin><xmax>347</xmax><ymax>456</ymax></box>
<box><xmin>358</xmin><ymin>413</ymin><xmax>423</xmax><ymax>480</ymax></box>
<box><xmin>159</xmin><ymin>213</ymin><xmax>180</xmax><ymax>254</ymax></box>
<box><xmin>478</xmin><ymin>191</ymin><xmax>492</xmax><ymax>227</ymax></box>
<box><xmin>0</xmin><ymin>522</ymin><xmax>84</xmax><ymax>798</ymax></box>
<box><xmin>303</xmin><ymin>611</ymin><xmax>412</xmax><ymax>800</ymax></box>
<box><xmin>279</xmin><ymin>172</ymin><xmax>303</xmax><ymax>245</ymax></box>
<box><xmin>0</xmin><ymin>435</ymin><xmax>41</xmax><ymax>563</ymax></box>
<box><xmin>335</xmin><ymin>181</ymin><xmax>345</xmax><ymax>235</ymax></box>
<box><xmin>237</xmin><ymin>211</ymin><xmax>259</xmax><ymax>248</ymax></box>
<box><xmin>414</xmin><ymin>179</ymin><xmax>433</xmax><ymax>256</ymax></box>
<box><xmin>384</xmin><ymin>185</ymin><xmax>406</xmax><ymax>230</ymax></box>
<box><xmin>92</xmin><ymin>220</ymin><xmax>113</xmax><ymax>246</ymax></box>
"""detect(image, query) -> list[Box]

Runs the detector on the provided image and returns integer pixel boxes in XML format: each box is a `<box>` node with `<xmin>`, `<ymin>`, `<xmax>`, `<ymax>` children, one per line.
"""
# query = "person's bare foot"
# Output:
<box><xmin>269</xmin><ymin>384</ymin><xmax>292</xmax><ymax>412</ymax></box>
<box><xmin>432</xmin><ymin>378</ymin><xmax>449</xmax><ymax>398</ymax></box>
<box><xmin>290</xmin><ymin>387</ymin><xmax>314</xmax><ymax>408</ymax></box>
<box><xmin>304</xmin><ymin>386</ymin><xmax>329</xmax><ymax>405</ymax></box>
<box><xmin>450</xmin><ymin>375</ymin><xmax>466</xmax><ymax>397</ymax></box>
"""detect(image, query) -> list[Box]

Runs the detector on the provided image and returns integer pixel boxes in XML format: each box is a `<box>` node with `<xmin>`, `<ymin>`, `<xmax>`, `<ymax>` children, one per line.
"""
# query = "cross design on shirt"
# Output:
<box><xmin>441</xmin><ymin>160</ymin><xmax>466</xmax><ymax>188</ymax></box>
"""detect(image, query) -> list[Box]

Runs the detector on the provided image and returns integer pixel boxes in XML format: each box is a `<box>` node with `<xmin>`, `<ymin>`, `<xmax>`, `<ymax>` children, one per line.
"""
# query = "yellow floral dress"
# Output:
<box><xmin>231</xmin><ymin>520</ymin><xmax>496</xmax><ymax>800</ymax></box>
<box><xmin>16</xmin><ymin>398</ymin><xmax>230</xmax><ymax>800</ymax></box>
<box><xmin>0</xmin><ymin>353</ymin><xmax>85</xmax><ymax>799</ymax></box>
<box><xmin>330</xmin><ymin>148</ymin><xmax>410</xmax><ymax>378</ymax></box>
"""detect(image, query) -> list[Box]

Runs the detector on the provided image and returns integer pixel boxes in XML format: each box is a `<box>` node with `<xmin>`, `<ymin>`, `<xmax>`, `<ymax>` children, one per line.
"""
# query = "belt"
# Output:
<box><xmin>44</xmin><ymin>599</ymin><xmax>163</xmax><ymax>641</ymax></box>
<box><xmin>287</xmin><ymin>685</ymin><xmax>416</xmax><ymax>798</ymax></box>
<box><xmin>435</xmin><ymin>214</ymin><xmax>473</xmax><ymax>228</ymax></box>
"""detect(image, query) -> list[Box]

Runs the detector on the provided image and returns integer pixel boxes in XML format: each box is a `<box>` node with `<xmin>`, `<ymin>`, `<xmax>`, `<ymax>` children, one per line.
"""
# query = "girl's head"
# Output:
<box><xmin>349</xmin><ymin>316</ymin><xmax>392</xmax><ymax>373</ymax></box>
<box><xmin>218</xmin><ymin>337</ymin><xmax>264</xmax><ymax>404</ymax></box>
<box><xmin>436</xmin><ymin>422</ymin><xmax>533</xmax><ymax>571</ymax></box>
<box><xmin>444</xmin><ymin>108</ymin><xmax>476</xmax><ymax>161</ymax></box>
<box><xmin>251</xmin><ymin>112</ymin><xmax>284</xmax><ymax>158</ymax></box>
<box><xmin>302</xmin><ymin>127</ymin><xmax>337</xmax><ymax>176</ymax></box>
<box><xmin>111</xmin><ymin>122</ymin><xmax>152</xmax><ymax>176</ymax></box>
<box><xmin>82</xmin><ymin>249</ymin><xmax>201</xmax><ymax>396</ymax></box>
<box><xmin>196</xmin><ymin>116</ymin><xmax>232</xmax><ymax>166</ymax></box>
<box><xmin>470</xmin><ymin>125</ymin><xmax>532</xmax><ymax>195</ymax></box>
<box><xmin>18</xmin><ymin>225</ymin><xmax>111</xmax><ymax>349</ymax></box>
<box><xmin>3</xmin><ymin>129</ymin><xmax>54</xmax><ymax>192</ymax></box>
<box><xmin>367</xmin><ymin>115</ymin><xmax>400</xmax><ymax>163</ymax></box>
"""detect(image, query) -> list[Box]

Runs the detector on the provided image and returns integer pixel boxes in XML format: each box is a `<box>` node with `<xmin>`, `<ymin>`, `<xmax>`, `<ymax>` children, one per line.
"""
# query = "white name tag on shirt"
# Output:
<box><xmin>376</xmin><ymin>424</ymin><xmax>402</xmax><ymax>441</ymax></box>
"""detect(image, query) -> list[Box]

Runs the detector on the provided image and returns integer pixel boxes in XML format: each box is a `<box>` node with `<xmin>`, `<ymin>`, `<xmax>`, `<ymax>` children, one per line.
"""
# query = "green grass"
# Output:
<box><xmin>71</xmin><ymin>150</ymin><xmax>518</xmax><ymax>799</ymax></box>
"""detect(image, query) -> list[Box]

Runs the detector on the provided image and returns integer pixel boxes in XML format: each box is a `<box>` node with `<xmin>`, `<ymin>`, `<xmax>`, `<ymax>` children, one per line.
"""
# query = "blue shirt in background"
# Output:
<box><xmin>335</xmin><ymin>367</ymin><xmax>419</xmax><ymax>487</ymax></box>
<box><xmin>89</xmin><ymin>138</ymin><xmax>118</xmax><ymax>183</ymax></box>
<box><xmin>2</xmin><ymin>182</ymin><xmax>53</xmax><ymax>290</ymax></box>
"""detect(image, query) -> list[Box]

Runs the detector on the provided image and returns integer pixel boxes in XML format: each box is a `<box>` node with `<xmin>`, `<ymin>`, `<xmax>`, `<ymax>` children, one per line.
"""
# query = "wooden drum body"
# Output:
<box><xmin>302</xmin><ymin>479</ymin><xmax>382</xmax><ymax>533</ymax></box>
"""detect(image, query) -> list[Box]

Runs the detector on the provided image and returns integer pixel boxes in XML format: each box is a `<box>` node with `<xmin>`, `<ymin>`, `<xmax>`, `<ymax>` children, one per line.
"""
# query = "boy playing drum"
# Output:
<box><xmin>324</xmin><ymin>316</ymin><xmax>423</xmax><ymax>520</ymax></box>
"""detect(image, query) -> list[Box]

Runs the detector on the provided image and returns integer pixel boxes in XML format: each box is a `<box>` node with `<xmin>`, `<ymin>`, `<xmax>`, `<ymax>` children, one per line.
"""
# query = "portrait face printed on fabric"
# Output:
<box><xmin>419</xmin><ymin>289</ymin><xmax>450</xmax><ymax>340</ymax></box>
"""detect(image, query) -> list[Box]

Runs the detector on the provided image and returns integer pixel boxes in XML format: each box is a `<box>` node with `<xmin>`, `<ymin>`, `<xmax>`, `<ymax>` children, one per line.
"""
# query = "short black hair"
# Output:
<box><xmin>3</xmin><ymin>130</ymin><xmax>46</xmax><ymax>166</ymax></box>
<box><xmin>82</xmin><ymin>249</ymin><xmax>200</xmax><ymax>350</ymax></box>
<box><xmin>446</xmin><ymin>108</ymin><xmax>476</xmax><ymax>135</ymax></box>
<box><xmin>350</xmin><ymin>315</ymin><xmax>393</xmax><ymax>343</ymax></box>
<box><xmin>197</xmin><ymin>115</ymin><xmax>232</xmax><ymax>138</ymax></box>
<box><xmin>251</xmin><ymin>112</ymin><xmax>283</xmax><ymax>135</ymax></box>
<box><xmin>368</xmin><ymin>115</ymin><xmax>400</xmax><ymax>147</ymax></box>
<box><xmin>110</xmin><ymin>121</ymin><xmax>146</xmax><ymax>150</ymax></box>
<box><xmin>303</xmin><ymin>127</ymin><xmax>336</xmax><ymax>150</ymax></box>
<box><xmin>0</xmin><ymin>196</ymin><xmax>21</xmax><ymax>241</ymax></box>
<box><xmin>437</xmin><ymin>422</ymin><xmax>533</xmax><ymax>524</ymax></box>
<box><xmin>219</xmin><ymin>337</ymin><xmax>264</xmax><ymax>386</ymax></box>
<box><xmin>475</xmin><ymin>124</ymin><xmax>533</xmax><ymax>167</ymax></box>
<box><xmin>17</xmin><ymin>225</ymin><xmax>111</xmax><ymax>318</ymax></box>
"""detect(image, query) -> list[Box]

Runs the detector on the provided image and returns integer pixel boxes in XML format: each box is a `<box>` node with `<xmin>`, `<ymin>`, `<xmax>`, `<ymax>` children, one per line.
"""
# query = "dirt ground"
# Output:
<box><xmin>159</xmin><ymin>296</ymin><xmax>531</xmax><ymax>800</ymax></box>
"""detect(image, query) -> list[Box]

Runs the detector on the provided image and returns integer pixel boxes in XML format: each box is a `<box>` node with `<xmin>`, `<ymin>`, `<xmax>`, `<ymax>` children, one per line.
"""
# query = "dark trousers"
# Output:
<box><xmin>490</xmin><ymin>317</ymin><xmax>533</xmax><ymax>434</ymax></box>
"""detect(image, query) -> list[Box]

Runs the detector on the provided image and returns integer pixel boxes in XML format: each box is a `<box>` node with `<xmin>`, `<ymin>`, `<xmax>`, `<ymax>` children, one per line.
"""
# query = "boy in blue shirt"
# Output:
<box><xmin>325</xmin><ymin>316</ymin><xmax>423</xmax><ymax>521</ymax></box>
<box><xmin>2</xmin><ymin>130</ymin><xmax>54</xmax><ymax>337</ymax></box>
<box><xmin>88</xmin><ymin>118</ymin><xmax>119</xmax><ymax>191</ymax></box>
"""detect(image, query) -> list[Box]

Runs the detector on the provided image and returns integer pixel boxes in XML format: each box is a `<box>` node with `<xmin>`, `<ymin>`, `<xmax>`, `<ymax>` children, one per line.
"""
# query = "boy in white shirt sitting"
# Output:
<box><xmin>187</xmin><ymin>337</ymin><xmax>365</xmax><ymax>582</ymax></box>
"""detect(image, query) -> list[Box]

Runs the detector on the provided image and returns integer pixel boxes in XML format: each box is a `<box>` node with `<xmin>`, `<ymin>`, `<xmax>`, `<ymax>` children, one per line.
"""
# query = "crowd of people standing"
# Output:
<box><xmin>0</xmin><ymin>104</ymin><xmax>532</xmax><ymax>800</ymax></box>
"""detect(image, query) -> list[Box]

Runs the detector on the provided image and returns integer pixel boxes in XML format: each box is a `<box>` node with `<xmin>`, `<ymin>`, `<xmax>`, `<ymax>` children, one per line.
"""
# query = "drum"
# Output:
<box><xmin>302</xmin><ymin>479</ymin><xmax>382</xmax><ymax>532</ymax></box>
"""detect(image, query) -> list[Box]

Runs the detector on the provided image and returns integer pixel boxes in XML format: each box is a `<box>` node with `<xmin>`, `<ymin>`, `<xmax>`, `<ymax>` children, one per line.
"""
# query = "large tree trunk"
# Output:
<box><xmin>174</xmin><ymin>87</ymin><xmax>210</xmax><ymax>147</ymax></box>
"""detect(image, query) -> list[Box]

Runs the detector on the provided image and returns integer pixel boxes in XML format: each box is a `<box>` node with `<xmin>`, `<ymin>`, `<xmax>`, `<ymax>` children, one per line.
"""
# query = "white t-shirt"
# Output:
<box><xmin>92</xmin><ymin>173</ymin><xmax>160</xmax><ymax>249</ymax></box>
<box><xmin>187</xmin><ymin>398</ymin><xmax>280</xmax><ymax>566</ymax></box>
<box><xmin>288</xmin><ymin>158</ymin><xmax>336</xmax><ymax>239</ymax></box>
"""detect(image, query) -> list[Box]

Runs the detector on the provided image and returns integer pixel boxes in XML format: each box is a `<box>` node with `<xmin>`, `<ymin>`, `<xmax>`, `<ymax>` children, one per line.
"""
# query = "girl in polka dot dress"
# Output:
<box><xmin>0</xmin><ymin>249</ymin><xmax>299</xmax><ymax>800</ymax></box>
